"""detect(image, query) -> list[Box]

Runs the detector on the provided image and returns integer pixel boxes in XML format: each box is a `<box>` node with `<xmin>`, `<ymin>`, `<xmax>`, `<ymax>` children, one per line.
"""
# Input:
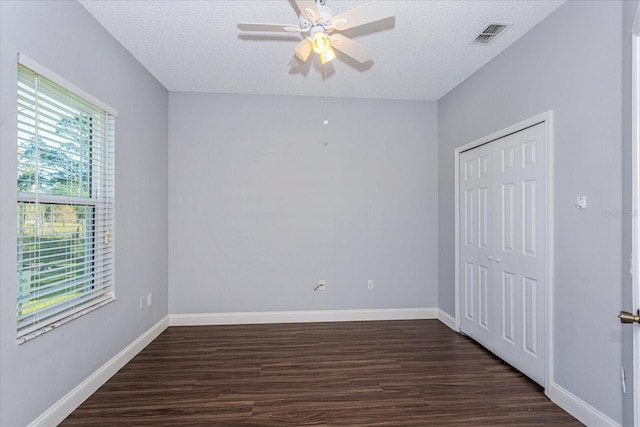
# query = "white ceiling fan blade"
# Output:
<box><xmin>293</xmin><ymin>38</ymin><xmax>313</xmax><ymax>62</ymax></box>
<box><xmin>238</xmin><ymin>23</ymin><xmax>302</xmax><ymax>33</ymax></box>
<box><xmin>329</xmin><ymin>34</ymin><xmax>374</xmax><ymax>63</ymax></box>
<box><xmin>330</xmin><ymin>1</ymin><xmax>394</xmax><ymax>31</ymax></box>
<box><xmin>294</xmin><ymin>0</ymin><xmax>321</xmax><ymax>23</ymax></box>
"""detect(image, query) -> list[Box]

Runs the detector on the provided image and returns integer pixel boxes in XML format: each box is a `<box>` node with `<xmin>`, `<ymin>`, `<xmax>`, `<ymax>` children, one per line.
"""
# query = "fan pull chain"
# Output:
<box><xmin>324</xmin><ymin>63</ymin><xmax>328</xmax><ymax>124</ymax></box>
<box><xmin>323</xmin><ymin>63</ymin><xmax>329</xmax><ymax>145</ymax></box>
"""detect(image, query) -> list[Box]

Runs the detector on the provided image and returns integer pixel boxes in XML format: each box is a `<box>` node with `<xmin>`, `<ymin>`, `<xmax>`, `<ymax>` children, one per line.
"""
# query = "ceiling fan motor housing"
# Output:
<box><xmin>299</xmin><ymin>4</ymin><xmax>335</xmax><ymax>32</ymax></box>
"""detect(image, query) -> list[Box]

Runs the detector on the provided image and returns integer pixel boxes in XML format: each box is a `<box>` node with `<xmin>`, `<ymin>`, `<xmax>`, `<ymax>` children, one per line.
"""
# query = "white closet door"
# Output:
<box><xmin>459</xmin><ymin>143</ymin><xmax>494</xmax><ymax>346</ymax></box>
<box><xmin>459</xmin><ymin>122</ymin><xmax>546</xmax><ymax>386</ymax></box>
<box><xmin>492</xmin><ymin>123</ymin><xmax>547</xmax><ymax>385</ymax></box>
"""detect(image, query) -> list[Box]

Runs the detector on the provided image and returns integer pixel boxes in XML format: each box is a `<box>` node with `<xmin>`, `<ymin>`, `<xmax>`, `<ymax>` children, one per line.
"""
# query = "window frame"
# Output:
<box><xmin>16</xmin><ymin>53</ymin><xmax>118</xmax><ymax>344</ymax></box>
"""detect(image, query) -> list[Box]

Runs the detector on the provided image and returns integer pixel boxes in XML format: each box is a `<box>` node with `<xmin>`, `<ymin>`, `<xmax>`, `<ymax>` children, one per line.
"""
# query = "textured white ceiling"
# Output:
<box><xmin>79</xmin><ymin>0</ymin><xmax>565</xmax><ymax>101</ymax></box>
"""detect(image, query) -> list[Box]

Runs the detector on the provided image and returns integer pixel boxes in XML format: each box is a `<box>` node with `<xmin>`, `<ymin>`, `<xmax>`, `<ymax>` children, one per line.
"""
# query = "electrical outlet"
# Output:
<box><xmin>139</xmin><ymin>296</ymin><xmax>145</xmax><ymax>310</ymax></box>
<box><xmin>368</xmin><ymin>280</ymin><xmax>374</xmax><ymax>289</ymax></box>
<box><xmin>315</xmin><ymin>280</ymin><xmax>326</xmax><ymax>291</ymax></box>
<box><xmin>147</xmin><ymin>293</ymin><xmax>152</xmax><ymax>307</ymax></box>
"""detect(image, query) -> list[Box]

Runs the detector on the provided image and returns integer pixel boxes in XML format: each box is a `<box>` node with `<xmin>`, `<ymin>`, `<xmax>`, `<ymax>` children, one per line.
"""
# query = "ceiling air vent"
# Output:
<box><xmin>472</xmin><ymin>22</ymin><xmax>511</xmax><ymax>45</ymax></box>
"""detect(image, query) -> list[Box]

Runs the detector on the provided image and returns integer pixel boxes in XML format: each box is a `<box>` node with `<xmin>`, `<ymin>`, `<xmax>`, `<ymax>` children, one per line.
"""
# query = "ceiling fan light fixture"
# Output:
<box><xmin>294</xmin><ymin>39</ymin><xmax>313</xmax><ymax>61</ymax></box>
<box><xmin>320</xmin><ymin>47</ymin><xmax>336</xmax><ymax>64</ymax></box>
<box><xmin>312</xmin><ymin>31</ymin><xmax>331</xmax><ymax>54</ymax></box>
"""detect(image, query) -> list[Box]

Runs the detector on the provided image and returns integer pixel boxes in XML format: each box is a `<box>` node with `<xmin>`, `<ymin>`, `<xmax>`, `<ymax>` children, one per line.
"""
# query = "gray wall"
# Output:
<box><xmin>438</xmin><ymin>0</ymin><xmax>626</xmax><ymax>422</ymax></box>
<box><xmin>0</xmin><ymin>1</ymin><xmax>169</xmax><ymax>425</ymax></box>
<box><xmin>169</xmin><ymin>93</ymin><xmax>438</xmax><ymax>314</ymax></box>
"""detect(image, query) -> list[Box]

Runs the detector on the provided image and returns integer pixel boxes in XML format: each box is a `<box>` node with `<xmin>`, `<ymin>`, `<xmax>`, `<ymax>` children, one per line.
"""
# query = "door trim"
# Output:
<box><xmin>454</xmin><ymin>111</ymin><xmax>554</xmax><ymax>389</ymax></box>
<box><xmin>631</xmin><ymin>5</ymin><xmax>640</xmax><ymax>426</ymax></box>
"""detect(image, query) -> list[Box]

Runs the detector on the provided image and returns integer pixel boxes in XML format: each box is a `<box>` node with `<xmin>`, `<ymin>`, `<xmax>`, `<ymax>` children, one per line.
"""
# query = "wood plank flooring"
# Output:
<box><xmin>62</xmin><ymin>320</ymin><xmax>582</xmax><ymax>426</ymax></box>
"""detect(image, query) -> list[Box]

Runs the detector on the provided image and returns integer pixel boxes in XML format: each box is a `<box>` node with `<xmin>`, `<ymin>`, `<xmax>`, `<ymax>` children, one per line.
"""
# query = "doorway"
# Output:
<box><xmin>630</xmin><ymin>5</ymin><xmax>640</xmax><ymax>425</ymax></box>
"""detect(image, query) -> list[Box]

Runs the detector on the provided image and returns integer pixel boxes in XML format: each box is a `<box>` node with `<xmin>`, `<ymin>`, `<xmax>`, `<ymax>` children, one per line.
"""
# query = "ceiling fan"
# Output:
<box><xmin>238</xmin><ymin>0</ymin><xmax>394</xmax><ymax>65</ymax></box>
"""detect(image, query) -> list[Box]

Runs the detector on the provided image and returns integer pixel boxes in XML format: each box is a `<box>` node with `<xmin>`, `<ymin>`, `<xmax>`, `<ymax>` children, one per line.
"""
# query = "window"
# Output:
<box><xmin>16</xmin><ymin>55</ymin><xmax>117</xmax><ymax>343</ymax></box>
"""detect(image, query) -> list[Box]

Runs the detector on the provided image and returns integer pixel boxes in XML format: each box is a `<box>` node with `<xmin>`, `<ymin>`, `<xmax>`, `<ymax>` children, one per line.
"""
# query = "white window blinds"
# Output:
<box><xmin>17</xmin><ymin>58</ymin><xmax>116</xmax><ymax>343</ymax></box>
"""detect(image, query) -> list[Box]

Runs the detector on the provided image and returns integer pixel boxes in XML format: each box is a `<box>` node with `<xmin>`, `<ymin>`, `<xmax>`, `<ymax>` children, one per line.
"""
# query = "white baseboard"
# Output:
<box><xmin>437</xmin><ymin>309</ymin><xmax>456</xmax><ymax>331</ymax></box>
<box><xmin>547</xmin><ymin>382</ymin><xmax>620</xmax><ymax>427</ymax></box>
<box><xmin>29</xmin><ymin>316</ymin><xmax>170</xmax><ymax>427</ymax></box>
<box><xmin>170</xmin><ymin>307</ymin><xmax>438</xmax><ymax>326</ymax></box>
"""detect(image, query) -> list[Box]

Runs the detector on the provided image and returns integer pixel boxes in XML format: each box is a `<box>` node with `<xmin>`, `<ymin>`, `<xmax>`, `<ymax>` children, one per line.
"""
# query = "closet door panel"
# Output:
<box><xmin>459</xmin><ymin>144</ymin><xmax>494</xmax><ymax>347</ymax></box>
<box><xmin>516</xmin><ymin>124</ymin><xmax>547</xmax><ymax>384</ymax></box>
<box><xmin>492</xmin><ymin>123</ymin><xmax>546</xmax><ymax>385</ymax></box>
<box><xmin>493</xmin><ymin>132</ymin><xmax>523</xmax><ymax>370</ymax></box>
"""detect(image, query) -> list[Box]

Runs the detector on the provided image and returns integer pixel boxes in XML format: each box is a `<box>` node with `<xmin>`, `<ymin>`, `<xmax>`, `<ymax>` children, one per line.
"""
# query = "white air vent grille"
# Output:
<box><xmin>473</xmin><ymin>22</ymin><xmax>511</xmax><ymax>45</ymax></box>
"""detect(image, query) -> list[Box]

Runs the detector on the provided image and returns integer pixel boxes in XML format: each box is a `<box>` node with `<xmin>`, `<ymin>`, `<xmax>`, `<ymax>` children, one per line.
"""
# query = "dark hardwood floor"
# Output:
<box><xmin>62</xmin><ymin>320</ymin><xmax>582</xmax><ymax>426</ymax></box>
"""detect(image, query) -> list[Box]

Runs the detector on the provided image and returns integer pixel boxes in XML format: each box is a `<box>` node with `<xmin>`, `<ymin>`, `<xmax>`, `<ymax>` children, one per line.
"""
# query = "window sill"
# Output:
<box><xmin>17</xmin><ymin>296</ymin><xmax>117</xmax><ymax>345</ymax></box>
